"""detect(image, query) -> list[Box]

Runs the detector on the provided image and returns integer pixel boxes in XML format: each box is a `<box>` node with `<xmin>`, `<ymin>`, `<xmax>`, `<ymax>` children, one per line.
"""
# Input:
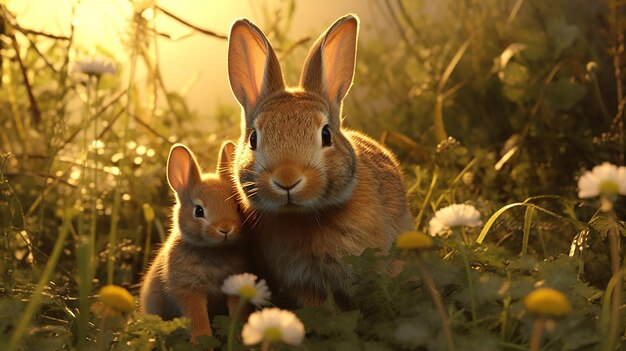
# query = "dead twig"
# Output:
<box><xmin>57</xmin><ymin>90</ymin><xmax>127</xmax><ymax>151</ymax></box>
<box><xmin>394</xmin><ymin>0</ymin><xmax>423</xmax><ymax>41</ymax></box>
<box><xmin>9</xmin><ymin>34</ymin><xmax>41</xmax><ymax>126</ymax></box>
<box><xmin>131</xmin><ymin>113</ymin><xmax>170</xmax><ymax>142</ymax></box>
<box><xmin>0</xmin><ymin>5</ymin><xmax>70</xmax><ymax>41</ymax></box>
<box><xmin>277</xmin><ymin>36</ymin><xmax>311</xmax><ymax>60</ymax></box>
<box><xmin>5</xmin><ymin>170</ymin><xmax>77</xmax><ymax>188</ymax></box>
<box><xmin>156</xmin><ymin>6</ymin><xmax>227</xmax><ymax>40</ymax></box>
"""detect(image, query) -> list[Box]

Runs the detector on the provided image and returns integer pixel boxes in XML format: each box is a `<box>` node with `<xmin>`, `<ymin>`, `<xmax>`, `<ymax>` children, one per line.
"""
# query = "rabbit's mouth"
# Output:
<box><xmin>276</xmin><ymin>202</ymin><xmax>308</xmax><ymax>213</ymax></box>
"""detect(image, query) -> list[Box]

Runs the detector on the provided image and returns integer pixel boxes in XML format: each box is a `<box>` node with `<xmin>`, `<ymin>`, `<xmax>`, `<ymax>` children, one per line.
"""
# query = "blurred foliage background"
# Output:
<box><xmin>1</xmin><ymin>0</ymin><xmax>626</xmax><ymax>350</ymax></box>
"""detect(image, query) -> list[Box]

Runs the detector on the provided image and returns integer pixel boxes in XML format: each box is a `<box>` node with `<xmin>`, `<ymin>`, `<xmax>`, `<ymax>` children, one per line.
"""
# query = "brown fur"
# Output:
<box><xmin>139</xmin><ymin>142</ymin><xmax>248</xmax><ymax>340</ymax></box>
<box><xmin>227</xmin><ymin>15</ymin><xmax>411</xmax><ymax>307</ymax></box>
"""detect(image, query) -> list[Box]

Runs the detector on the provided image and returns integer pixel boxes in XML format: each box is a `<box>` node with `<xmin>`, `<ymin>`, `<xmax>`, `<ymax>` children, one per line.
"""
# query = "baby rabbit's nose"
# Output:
<box><xmin>214</xmin><ymin>221</ymin><xmax>236</xmax><ymax>236</ymax></box>
<box><xmin>216</xmin><ymin>226</ymin><xmax>232</xmax><ymax>235</ymax></box>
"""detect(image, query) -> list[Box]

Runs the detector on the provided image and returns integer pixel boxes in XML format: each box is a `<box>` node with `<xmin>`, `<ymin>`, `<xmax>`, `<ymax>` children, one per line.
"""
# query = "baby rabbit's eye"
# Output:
<box><xmin>193</xmin><ymin>205</ymin><xmax>205</xmax><ymax>218</ymax></box>
<box><xmin>249</xmin><ymin>129</ymin><xmax>257</xmax><ymax>150</ymax></box>
<box><xmin>322</xmin><ymin>124</ymin><xmax>332</xmax><ymax>147</ymax></box>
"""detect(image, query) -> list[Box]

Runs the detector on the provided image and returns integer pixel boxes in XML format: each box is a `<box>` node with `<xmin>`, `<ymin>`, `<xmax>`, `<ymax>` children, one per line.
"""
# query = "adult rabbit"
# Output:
<box><xmin>227</xmin><ymin>14</ymin><xmax>411</xmax><ymax>307</ymax></box>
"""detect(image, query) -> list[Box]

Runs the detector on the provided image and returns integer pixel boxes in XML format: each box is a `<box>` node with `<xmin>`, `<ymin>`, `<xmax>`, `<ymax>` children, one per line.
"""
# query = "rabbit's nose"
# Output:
<box><xmin>272</xmin><ymin>178</ymin><xmax>302</xmax><ymax>191</ymax></box>
<box><xmin>271</xmin><ymin>166</ymin><xmax>305</xmax><ymax>192</ymax></box>
<box><xmin>214</xmin><ymin>221</ymin><xmax>236</xmax><ymax>236</ymax></box>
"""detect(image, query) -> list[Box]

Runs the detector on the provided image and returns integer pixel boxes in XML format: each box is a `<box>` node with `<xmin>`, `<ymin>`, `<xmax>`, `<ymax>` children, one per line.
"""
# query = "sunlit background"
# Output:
<box><xmin>3</xmin><ymin>0</ymin><xmax>625</xmax><ymax>348</ymax></box>
<box><xmin>7</xmin><ymin>0</ymin><xmax>387</xmax><ymax>120</ymax></box>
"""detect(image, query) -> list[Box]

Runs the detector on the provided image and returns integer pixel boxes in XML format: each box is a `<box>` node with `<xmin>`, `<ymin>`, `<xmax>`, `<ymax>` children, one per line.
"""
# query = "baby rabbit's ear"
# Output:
<box><xmin>228</xmin><ymin>18</ymin><xmax>285</xmax><ymax>122</ymax></box>
<box><xmin>300</xmin><ymin>14</ymin><xmax>359</xmax><ymax>120</ymax></box>
<box><xmin>167</xmin><ymin>144</ymin><xmax>201</xmax><ymax>197</ymax></box>
<box><xmin>216</xmin><ymin>141</ymin><xmax>236</xmax><ymax>177</ymax></box>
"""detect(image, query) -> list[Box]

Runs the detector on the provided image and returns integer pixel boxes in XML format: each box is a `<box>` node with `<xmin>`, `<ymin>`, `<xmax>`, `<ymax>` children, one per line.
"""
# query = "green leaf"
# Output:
<box><xmin>544</xmin><ymin>79</ymin><xmax>587</xmax><ymax>111</ymax></box>
<box><xmin>295</xmin><ymin>307</ymin><xmax>360</xmax><ymax>339</ymax></box>
<box><xmin>547</xmin><ymin>17</ymin><xmax>580</xmax><ymax>55</ymax></box>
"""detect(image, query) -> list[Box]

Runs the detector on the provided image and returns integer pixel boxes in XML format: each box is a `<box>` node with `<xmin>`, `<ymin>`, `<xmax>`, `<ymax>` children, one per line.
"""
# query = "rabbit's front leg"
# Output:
<box><xmin>175</xmin><ymin>290</ymin><xmax>213</xmax><ymax>342</ymax></box>
<box><xmin>297</xmin><ymin>289</ymin><xmax>325</xmax><ymax>308</ymax></box>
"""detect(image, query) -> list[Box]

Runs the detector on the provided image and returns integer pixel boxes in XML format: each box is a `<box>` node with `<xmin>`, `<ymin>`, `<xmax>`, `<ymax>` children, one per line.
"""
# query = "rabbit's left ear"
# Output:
<box><xmin>228</xmin><ymin>18</ymin><xmax>285</xmax><ymax>122</ymax></box>
<box><xmin>300</xmin><ymin>14</ymin><xmax>359</xmax><ymax>118</ymax></box>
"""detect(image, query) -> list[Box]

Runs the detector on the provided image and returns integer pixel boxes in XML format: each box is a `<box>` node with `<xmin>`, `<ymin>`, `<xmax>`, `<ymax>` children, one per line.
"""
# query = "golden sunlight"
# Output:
<box><xmin>7</xmin><ymin>0</ymin><xmax>378</xmax><ymax>120</ymax></box>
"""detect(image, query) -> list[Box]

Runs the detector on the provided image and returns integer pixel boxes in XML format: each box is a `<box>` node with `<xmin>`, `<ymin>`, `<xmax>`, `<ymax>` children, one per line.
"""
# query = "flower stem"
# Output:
<box><xmin>415</xmin><ymin>254</ymin><xmax>455</xmax><ymax>351</ymax></box>
<box><xmin>227</xmin><ymin>298</ymin><xmax>246</xmax><ymax>351</ymax></box>
<box><xmin>603</xmin><ymin>200</ymin><xmax>621</xmax><ymax>351</ymax></box>
<box><xmin>95</xmin><ymin>308</ymin><xmax>111</xmax><ymax>351</ymax></box>
<box><xmin>529</xmin><ymin>318</ymin><xmax>544</xmax><ymax>351</ymax></box>
<box><xmin>90</xmin><ymin>76</ymin><xmax>100</xmax><ymax>278</ymax></box>
<box><xmin>260</xmin><ymin>339</ymin><xmax>271</xmax><ymax>351</ymax></box>
<box><xmin>107</xmin><ymin>31</ymin><xmax>139</xmax><ymax>285</ymax></box>
<box><xmin>455</xmin><ymin>230</ymin><xmax>477</xmax><ymax>328</ymax></box>
<box><xmin>76</xmin><ymin>235</ymin><xmax>91</xmax><ymax>350</ymax></box>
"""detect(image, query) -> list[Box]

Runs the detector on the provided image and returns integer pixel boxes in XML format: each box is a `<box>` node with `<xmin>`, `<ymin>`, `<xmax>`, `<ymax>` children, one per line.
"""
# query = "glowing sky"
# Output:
<box><xmin>7</xmin><ymin>0</ymin><xmax>382</xmax><ymax>120</ymax></box>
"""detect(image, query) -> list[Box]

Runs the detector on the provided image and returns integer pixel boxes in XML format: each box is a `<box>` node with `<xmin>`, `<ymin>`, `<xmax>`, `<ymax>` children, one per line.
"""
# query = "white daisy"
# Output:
<box><xmin>73</xmin><ymin>56</ymin><xmax>116</xmax><ymax>77</ymax></box>
<box><xmin>221</xmin><ymin>273</ymin><xmax>271</xmax><ymax>306</ymax></box>
<box><xmin>242</xmin><ymin>308</ymin><xmax>305</xmax><ymax>346</ymax></box>
<box><xmin>577</xmin><ymin>162</ymin><xmax>626</xmax><ymax>198</ymax></box>
<box><xmin>428</xmin><ymin>204</ymin><xmax>482</xmax><ymax>237</ymax></box>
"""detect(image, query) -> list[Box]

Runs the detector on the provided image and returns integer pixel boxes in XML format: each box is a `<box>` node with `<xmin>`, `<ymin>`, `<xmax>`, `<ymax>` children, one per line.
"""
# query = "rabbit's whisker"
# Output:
<box><xmin>241</xmin><ymin>208</ymin><xmax>258</xmax><ymax>227</ymax></box>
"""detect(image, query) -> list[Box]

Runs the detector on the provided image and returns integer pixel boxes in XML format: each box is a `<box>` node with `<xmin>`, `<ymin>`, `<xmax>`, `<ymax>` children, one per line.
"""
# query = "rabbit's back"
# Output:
<box><xmin>346</xmin><ymin>129</ymin><xmax>412</xmax><ymax>237</ymax></box>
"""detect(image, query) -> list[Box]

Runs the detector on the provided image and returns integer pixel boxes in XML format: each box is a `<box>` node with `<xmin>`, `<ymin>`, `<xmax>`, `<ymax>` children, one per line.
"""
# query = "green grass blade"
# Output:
<box><xmin>8</xmin><ymin>210</ymin><xmax>71</xmax><ymax>351</ymax></box>
<box><xmin>476</xmin><ymin>202</ymin><xmax>524</xmax><ymax>244</ymax></box>
<box><xmin>521</xmin><ymin>206</ymin><xmax>534</xmax><ymax>256</ymax></box>
<box><xmin>476</xmin><ymin>202</ymin><xmax>587</xmax><ymax>245</ymax></box>
<box><xmin>414</xmin><ymin>167</ymin><xmax>439</xmax><ymax>231</ymax></box>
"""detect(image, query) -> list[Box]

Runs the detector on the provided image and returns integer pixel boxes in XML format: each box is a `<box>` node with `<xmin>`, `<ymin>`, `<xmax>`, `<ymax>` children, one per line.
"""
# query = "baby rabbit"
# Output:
<box><xmin>140</xmin><ymin>142</ymin><xmax>247</xmax><ymax>340</ymax></box>
<box><xmin>227</xmin><ymin>14</ymin><xmax>412</xmax><ymax>308</ymax></box>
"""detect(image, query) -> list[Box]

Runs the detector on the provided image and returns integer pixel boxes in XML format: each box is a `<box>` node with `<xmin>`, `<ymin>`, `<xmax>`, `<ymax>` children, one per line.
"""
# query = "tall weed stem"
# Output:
<box><xmin>107</xmin><ymin>39</ymin><xmax>139</xmax><ymax>285</ymax></box>
<box><xmin>227</xmin><ymin>298</ymin><xmax>246</xmax><ymax>351</ymax></box>
<box><xmin>455</xmin><ymin>229</ymin><xmax>477</xmax><ymax>329</ymax></box>
<box><xmin>602</xmin><ymin>197</ymin><xmax>621</xmax><ymax>351</ymax></box>
<box><xmin>414</xmin><ymin>254</ymin><xmax>455</xmax><ymax>351</ymax></box>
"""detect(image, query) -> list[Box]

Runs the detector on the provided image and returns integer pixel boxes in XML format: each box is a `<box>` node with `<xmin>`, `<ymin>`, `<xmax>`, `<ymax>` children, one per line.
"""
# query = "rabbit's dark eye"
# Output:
<box><xmin>322</xmin><ymin>125</ymin><xmax>332</xmax><ymax>147</ymax></box>
<box><xmin>193</xmin><ymin>205</ymin><xmax>204</xmax><ymax>218</ymax></box>
<box><xmin>249</xmin><ymin>129</ymin><xmax>257</xmax><ymax>150</ymax></box>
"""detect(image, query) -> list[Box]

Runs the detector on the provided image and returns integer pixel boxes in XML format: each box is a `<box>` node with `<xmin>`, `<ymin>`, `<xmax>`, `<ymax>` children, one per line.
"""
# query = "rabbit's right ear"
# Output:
<box><xmin>167</xmin><ymin>144</ymin><xmax>201</xmax><ymax>197</ymax></box>
<box><xmin>300</xmin><ymin>15</ymin><xmax>359</xmax><ymax>121</ymax></box>
<box><xmin>228</xmin><ymin>19</ymin><xmax>284</xmax><ymax>122</ymax></box>
<box><xmin>216</xmin><ymin>141</ymin><xmax>236</xmax><ymax>177</ymax></box>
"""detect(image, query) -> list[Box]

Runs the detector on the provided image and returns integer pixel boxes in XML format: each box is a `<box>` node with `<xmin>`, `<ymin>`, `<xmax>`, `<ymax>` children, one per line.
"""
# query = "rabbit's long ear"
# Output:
<box><xmin>228</xmin><ymin>19</ymin><xmax>284</xmax><ymax>122</ymax></box>
<box><xmin>167</xmin><ymin>144</ymin><xmax>201</xmax><ymax>197</ymax></box>
<box><xmin>216</xmin><ymin>141</ymin><xmax>236</xmax><ymax>177</ymax></box>
<box><xmin>300</xmin><ymin>14</ymin><xmax>359</xmax><ymax>119</ymax></box>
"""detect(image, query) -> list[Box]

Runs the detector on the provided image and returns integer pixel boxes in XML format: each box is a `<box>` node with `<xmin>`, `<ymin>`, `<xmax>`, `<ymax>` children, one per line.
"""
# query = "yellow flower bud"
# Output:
<box><xmin>396</xmin><ymin>231</ymin><xmax>433</xmax><ymax>250</ymax></box>
<box><xmin>97</xmin><ymin>285</ymin><xmax>135</xmax><ymax>313</ymax></box>
<box><xmin>586</xmin><ymin>61</ymin><xmax>598</xmax><ymax>73</ymax></box>
<box><xmin>142</xmin><ymin>203</ymin><xmax>155</xmax><ymax>223</ymax></box>
<box><xmin>524</xmin><ymin>287</ymin><xmax>571</xmax><ymax>318</ymax></box>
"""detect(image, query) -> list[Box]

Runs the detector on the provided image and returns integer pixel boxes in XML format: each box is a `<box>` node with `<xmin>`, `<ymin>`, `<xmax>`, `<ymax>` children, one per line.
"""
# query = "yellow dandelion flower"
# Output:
<box><xmin>524</xmin><ymin>288</ymin><xmax>571</xmax><ymax>318</ymax></box>
<box><xmin>97</xmin><ymin>285</ymin><xmax>135</xmax><ymax>313</ymax></box>
<box><xmin>396</xmin><ymin>231</ymin><xmax>433</xmax><ymax>250</ymax></box>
